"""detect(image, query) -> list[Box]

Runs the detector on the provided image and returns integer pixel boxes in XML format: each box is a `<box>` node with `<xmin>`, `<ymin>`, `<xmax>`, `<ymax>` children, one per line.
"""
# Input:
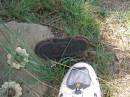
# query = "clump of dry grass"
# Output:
<box><xmin>100</xmin><ymin>14</ymin><xmax>130</xmax><ymax>51</ymax></box>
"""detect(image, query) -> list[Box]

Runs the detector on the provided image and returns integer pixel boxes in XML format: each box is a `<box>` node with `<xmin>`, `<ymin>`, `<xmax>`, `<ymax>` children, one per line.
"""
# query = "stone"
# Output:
<box><xmin>0</xmin><ymin>21</ymin><xmax>54</xmax><ymax>49</ymax></box>
<box><xmin>0</xmin><ymin>21</ymin><xmax>54</xmax><ymax>97</ymax></box>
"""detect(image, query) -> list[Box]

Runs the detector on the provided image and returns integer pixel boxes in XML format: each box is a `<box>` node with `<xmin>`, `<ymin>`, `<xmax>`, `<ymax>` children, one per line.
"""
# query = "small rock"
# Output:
<box><xmin>0</xmin><ymin>21</ymin><xmax>54</xmax><ymax>49</ymax></box>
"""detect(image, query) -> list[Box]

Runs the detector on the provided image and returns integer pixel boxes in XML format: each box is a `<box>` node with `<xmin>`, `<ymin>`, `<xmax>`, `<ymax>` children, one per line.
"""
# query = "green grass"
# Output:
<box><xmin>0</xmin><ymin>0</ymin><xmax>62</xmax><ymax>23</ymax></box>
<box><xmin>60</xmin><ymin>0</ymin><xmax>114</xmax><ymax>79</ymax></box>
<box><xmin>92</xmin><ymin>44</ymin><xmax>114</xmax><ymax>79</ymax></box>
<box><xmin>60</xmin><ymin>0</ymin><xmax>100</xmax><ymax>43</ymax></box>
<box><xmin>0</xmin><ymin>0</ymin><xmax>39</xmax><ymax>22</ymax></box>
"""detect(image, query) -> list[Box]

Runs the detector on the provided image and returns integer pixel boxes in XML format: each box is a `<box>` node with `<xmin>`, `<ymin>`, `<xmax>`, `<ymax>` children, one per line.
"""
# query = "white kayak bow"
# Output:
<box><xmin>59</xmin><ymin>62</ymin><xmax>101</xmax><ymax>97</ymax></box>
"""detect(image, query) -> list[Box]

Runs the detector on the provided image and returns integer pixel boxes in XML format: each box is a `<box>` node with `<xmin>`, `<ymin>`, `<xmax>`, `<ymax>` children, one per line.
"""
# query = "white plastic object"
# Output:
<box><xmin>59</xmin><ymin>62</ymin><xmax>101</xmax><ymax>97</ymax></box>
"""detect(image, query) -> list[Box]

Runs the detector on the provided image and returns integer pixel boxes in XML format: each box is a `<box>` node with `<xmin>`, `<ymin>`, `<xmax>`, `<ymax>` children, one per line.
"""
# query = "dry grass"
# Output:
<box><xmin>110</xmin><ymin>74</ymin><xmax>130</xmax><ymax>97</ymax></box>
<box><xmin>100</xmin><ymin>12</ymin><xmax>130</xmax><ymax>97</ymax></box>
<box><xmin>100</xmin><ymin>14</ymin><xmax>130</xmax><ymax>51</ymax></box>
